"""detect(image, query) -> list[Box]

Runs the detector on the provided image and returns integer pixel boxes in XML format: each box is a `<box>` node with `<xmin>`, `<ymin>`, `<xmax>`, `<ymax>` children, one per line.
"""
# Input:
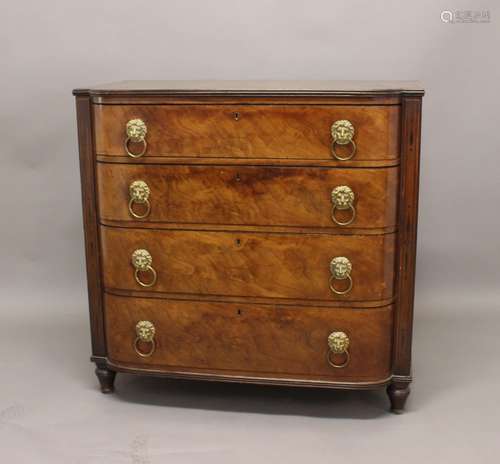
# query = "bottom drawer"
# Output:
<box><xmin>105</xmin><ymin>294</ymin><xmax>393</xmax><ymax>383</ymax></box>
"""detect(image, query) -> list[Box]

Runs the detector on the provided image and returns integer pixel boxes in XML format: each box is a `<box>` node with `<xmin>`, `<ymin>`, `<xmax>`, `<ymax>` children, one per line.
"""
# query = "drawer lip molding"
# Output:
<box><xmin>100</xmin><ymin>220</ymin><xmax>398</xmax><ymax>236</ymax></box>
<box><xmin>104</xmin><ymin>294</ymin><xmax>394</xmax><ymax>382</ymax></box>
<box><xmin>96</xmin><ymin>163</ymin><xmax>399</xmax><ymax>230</ymax></box>
<box><xmin>104</xmin><ymin>288</ymin><xmax>396</xmax><ymax>310</ymax></box>
<box><xmin>96</xmin><ymin>155</ymin><xmax>401</xmax><ymax>168</ymax></box>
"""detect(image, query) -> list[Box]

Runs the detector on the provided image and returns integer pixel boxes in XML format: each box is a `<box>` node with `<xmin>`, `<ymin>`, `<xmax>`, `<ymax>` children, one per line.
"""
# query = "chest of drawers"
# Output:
<box><xmin>74</xmin><ymin>81</ymin><xmax>423</xmax><ymax>412</ymax></box>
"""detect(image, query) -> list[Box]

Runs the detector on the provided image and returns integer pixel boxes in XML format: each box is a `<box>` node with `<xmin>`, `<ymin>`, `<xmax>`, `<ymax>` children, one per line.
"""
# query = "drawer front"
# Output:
<box><xmin>94</xmin><ymin>104</ymin><xmax>399</xmax><ymax>162</ymax></box>
<box><xmin>97</xmin><ymin>163</ymin><xmax>398</xmax><ymax>230</ymax></box>
<box><xmin>100</xmin><ymin>226</ymin><xmax>395</xmax><ymax>302</ymax></box>
<box><xmin>105</xmin><ymin>294</ymin><xmax>393</xmax><ymax>381</ymax></box>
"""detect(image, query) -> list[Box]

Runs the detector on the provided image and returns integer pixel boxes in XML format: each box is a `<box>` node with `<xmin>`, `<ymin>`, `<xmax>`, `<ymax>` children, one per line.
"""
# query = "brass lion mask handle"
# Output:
<box><xmin>131</xmin><ymin>249</ymin><xmax>158</xmax><ymax>288</ymax></box>
<box><xmin>329</xmin><ymin>256</ymin><xmax>353</xmax><ymax>295</ymax></box>
<box><xmin>331</xmin><ymin>119</ymin><xmax>356</xmax><ymax>160</ymax></box>
<box><xmin>128</xmin><ymin>180</ymin><xmax>151</xmax><ymax>219</ymax></box>
<box><xmin>327</xmin><ymin>331</ymin><xmax>350</xmax><ymax>368</ymax></box>
<box><xmin>134</xmin><ymin>320</ymin><xmax>156</xmax><ymax>357</ymax></box>
<box><xmin>331</xmin><ymin>185</ymin><xmax>356</xmax><ymax>226</ymax></box>
<box><xmin>125</xmin><ymin>119</ymin><xmax>148</xmax><ymax>158</ymax></box>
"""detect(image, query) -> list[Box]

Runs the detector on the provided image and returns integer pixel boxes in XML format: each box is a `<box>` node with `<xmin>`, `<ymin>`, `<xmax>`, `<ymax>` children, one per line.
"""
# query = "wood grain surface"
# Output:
<box><xmin>100</xmin><ymin>226</ymin><xmax>395</xmax><ymax>302</ymax></box>
<box><xmin>93</xmin><ymin>104</ymin><xmax>400</xmax><ymax>161</ymax></box>
<box><xmin>96</xmin><ymin>163</ymin><xmax>398</xmax><ymax>230</ymax></box>
<box><xmin>105</xmin><ymin>293</ymin><xmax>394</xmax><ymax>381</ymax></box>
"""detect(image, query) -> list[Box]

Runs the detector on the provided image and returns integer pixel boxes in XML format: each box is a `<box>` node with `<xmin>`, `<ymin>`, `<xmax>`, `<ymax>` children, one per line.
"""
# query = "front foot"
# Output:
<box><xmin>94</xmin><ymin>360</ymin><xmax>116</xmax><ymax>393</ymax></box>
<box><xmin>387</xmin><ymin>378</ymin><xmax>411</xmax><ymax>413</ymax></box>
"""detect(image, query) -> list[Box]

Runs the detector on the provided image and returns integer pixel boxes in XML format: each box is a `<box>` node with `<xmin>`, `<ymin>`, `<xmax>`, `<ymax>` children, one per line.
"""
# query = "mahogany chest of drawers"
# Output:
<box><xmin>74</xmin><ymin>80</ymin><xmax>423</xmax><ymax>412</ymax></box>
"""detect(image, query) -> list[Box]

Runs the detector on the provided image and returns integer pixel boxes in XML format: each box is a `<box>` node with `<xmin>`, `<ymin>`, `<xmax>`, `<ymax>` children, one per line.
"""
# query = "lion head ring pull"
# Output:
<box><xmin>331</xmin><ymin>119</ymin><xmax>356</xmax><ymax>160</ymax></box>
<box><xmin>331</xmin><ymin>185</ymin><xmax>356</xmax><ymax>226</ymax></box>
<box><xmin>134</xmin><ymin>320</ymin><xmax>156</xmax><ymax>357</ymax></box>
<box><xmin>327</xmin><ymin>331</ymin><xmax>350</xmax><ymax>368</ymax></box>
<box><xmin>128</xmin><ymin>180</ymin><xmax>151</xmax><ymax>219</ymax></box>
<box><xmin>131</xmin><ymin>249</ymin><xmax>158</xmax><ymax>288</ymax></box>
<box><xmin>125</xmin><ymin>119</ymin><xmax>147</xmax><ymax>158</ymax></box>
<box><xmin>329</xmin><ymin>256</ymin><xmax>353</xmax><ymax>295</ymax></box>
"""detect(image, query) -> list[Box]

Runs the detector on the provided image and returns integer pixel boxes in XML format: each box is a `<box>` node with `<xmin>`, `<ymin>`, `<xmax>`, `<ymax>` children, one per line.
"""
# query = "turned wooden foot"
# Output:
<box><xmin>94</xmin><ymin>361</ymin><xmax>116</xmax><ymax>393</ymax></box>
<box><xmin>387</xmin><ymin>379</ymin><xmax>411</xmax><ymax>413</ymax></box>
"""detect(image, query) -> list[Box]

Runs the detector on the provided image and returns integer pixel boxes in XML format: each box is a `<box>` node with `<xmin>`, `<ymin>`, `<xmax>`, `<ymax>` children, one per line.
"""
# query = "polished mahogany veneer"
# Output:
<box><xmin>100</xmin><ymin>226</ymin><xmax>395</xmax><ymax>302</ymax></box>
<box><xmin>97</xmin><ymin>163</ymin><xmax>398</xmax><ymax>231</ymax></box>
<box><xmin>74</xmin><ymin>80</ymin><xmax>423</xmax><ymax>412</ymax></box>
<box><xmin>105</xmin><ymin>294</ymin><xmax>394</xmax><ymax>383</ymax></box>
<box><xmin>94</xmin><ymin>104</ymin><xmax>400</xmax><ymax>161</ymax></box>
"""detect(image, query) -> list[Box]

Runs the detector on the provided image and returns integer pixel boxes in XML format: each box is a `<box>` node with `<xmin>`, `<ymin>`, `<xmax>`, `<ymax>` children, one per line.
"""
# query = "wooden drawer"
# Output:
<box><xmin>100</xmin><ymin>226</ymin><xmax>395</xmax><ymax>303</ymax></box>
<box><xmin>97</xmin><ymin>163</ymin><xmax>398</xmax><ymax>230</ymax></box>
<box><xmin>105</xmin><ymin>293</ymin><xmax>393</xmax><ymax>382</ymax></box>
<box><xmin>94</xmin><ymin>104</ymin><xmax>400</xmax><ymax>162</ymax></box>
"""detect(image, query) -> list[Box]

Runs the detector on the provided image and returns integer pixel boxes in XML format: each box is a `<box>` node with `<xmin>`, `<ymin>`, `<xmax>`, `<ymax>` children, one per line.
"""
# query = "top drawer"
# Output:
<box><xmin>93</xmin><ymin>105</ymin><xmax>400</xmax><ymax>163</ymax></box>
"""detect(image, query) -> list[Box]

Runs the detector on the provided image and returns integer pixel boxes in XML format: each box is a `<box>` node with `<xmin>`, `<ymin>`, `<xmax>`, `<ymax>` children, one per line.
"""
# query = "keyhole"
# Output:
<box><xmin>232</xmin><ymin>111</ymin><xmax>240</xmax><ymax>121</ymax></box>
<box><xmin>235</xmin><ymin>238</ymin><xmax>241</xmax><ymax>246</ymax></box>
<box><xmin>235</xmin><ymin>173</ymin><xmax>241</xmax><ymax>182</ymax></box>
<box><xmin>237</xmin><ymin>309</ymin><xmax>242</xmax><ymax>316</ymax></box>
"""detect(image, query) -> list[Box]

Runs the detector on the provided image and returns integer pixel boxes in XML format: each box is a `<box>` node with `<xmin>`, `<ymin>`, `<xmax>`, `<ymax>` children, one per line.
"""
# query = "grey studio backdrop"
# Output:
<box><xmin>1</xmin><ymin>1</ymin><xmax>499</xmax><ymax>463</ymax></box>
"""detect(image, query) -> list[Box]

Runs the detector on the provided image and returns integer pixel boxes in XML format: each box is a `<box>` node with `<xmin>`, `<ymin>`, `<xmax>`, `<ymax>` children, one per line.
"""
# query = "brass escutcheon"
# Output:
<box><xmin>329</xmin><ymin>256</ymin><xmax>353</xmax><ymax>295</ymax></box>
<box><xmin>128</xmin><ymin>180</ymin><xmax>151</xmax><ymax>219</ymax></box>
<box><xmin>331</xmin><ymin>119</ymin><xmax>356</xmax><ymax>160</ymax></box>
<box><xmin>125</xmin><ymin>119</ymin><xmax>148</xmax><ymax>158</ymax></box>
<box><xmin>331</xmin><ymin>185</ymin><xmax>356</xmax><ymax>226</ymax></box>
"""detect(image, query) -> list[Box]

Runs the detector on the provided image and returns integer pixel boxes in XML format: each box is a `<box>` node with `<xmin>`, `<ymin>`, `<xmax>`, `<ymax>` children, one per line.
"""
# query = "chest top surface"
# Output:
<box><xmin>73</xmin><ymin>80</ymin><xmax>424</xmax><ymax>96</ymax></box>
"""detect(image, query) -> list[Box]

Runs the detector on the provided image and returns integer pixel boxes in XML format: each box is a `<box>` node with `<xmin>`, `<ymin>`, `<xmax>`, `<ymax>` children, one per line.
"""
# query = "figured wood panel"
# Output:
<box><xmin>100</xmin><ymin>226</ymin><xmax>395</xmax><ymax>302</ymax></box>
<box><xmin>97</xmin><ymin>163</ymin><xmax>398</xmax><ymax>230</ymax></box>
<box><xmin>105</xmin><ymin>293</ymin><xmax>393</xmax><ymax>381</ymax></box>
<box><xmin>93</xmin><ymin>104</ymin><xmax>400</xmax><ymax>161</ymax></box>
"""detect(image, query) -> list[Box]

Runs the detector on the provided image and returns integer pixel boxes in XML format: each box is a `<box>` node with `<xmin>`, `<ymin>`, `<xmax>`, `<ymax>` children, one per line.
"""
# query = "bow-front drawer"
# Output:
<box><xmin>97</xmin><ymin>163</ymin><xmax>398</xmax><ymax>230</ymax></box>
<box><xmin>100</xmin><ymin>226</ymin><xmax>395</xmax><ymax>303</ymax></box>
<box><xmin>93</xmin><ymin>104</ymin><xmax>400</xmax><ymax>163</ymax></box>
<box><xmin>105</xmin><ymin>294</ymin><xmax>393</xmax><ymax>382</ymax></box>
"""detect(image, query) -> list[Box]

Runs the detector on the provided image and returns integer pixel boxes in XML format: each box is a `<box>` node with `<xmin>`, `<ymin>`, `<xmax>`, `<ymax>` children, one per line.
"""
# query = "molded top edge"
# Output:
<box><xmin>73</xmin><ymin>80</ymin><xmax>424</xmax><ymax>97</ymax></box>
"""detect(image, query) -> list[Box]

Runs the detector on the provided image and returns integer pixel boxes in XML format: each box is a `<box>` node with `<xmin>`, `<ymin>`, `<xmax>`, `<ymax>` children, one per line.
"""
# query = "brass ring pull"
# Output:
<box><xmin>331</xmin><ymin>186</ymin><xmax>356</xmax><ymax>226</ymax></box>
<box><xmin>134</xmin><ymin>321</ymin><xmax>156</xmax><ymax>357</ymax></box>
<box><xmin>125</xmin><ymin>137</ymin><xmax>147</xmax><ymax>158</ymax></box>
<box><xmin>332</xmin><ymin>205</ymin><xmax>356</xmax><ymax>226</ymax></box>
<box><xmin>329</xmin><ymin>256</ymin><xmax>353</xmax><ymax>295</ymax></box>
<box><xmin>327</xmin><ymin>331</ymin><xmax>350</xmax><ymax>368</ymax></box>
<box><xmin>331</xmin><ymin>120</ymin><xmax>356</xmax><ymax>161</ymax></box>
<box><xmin>131</xmin><ymin>249</ymin><xmax>158</xmax><ymax>288</ymax></box>
<box><xmin>134</xmin><ymin>266</ymin><xmax>157</xmax><ymax>287</ymax></box>
<box><xmin>128</xmin><ymin>180</ymin><xmax>151</xmax><ymax>219</ymax></box>
<box><xmin>134</xmin><ymin>337</ymin><xmax>156</xmax><ymax>357</ymax></box>
<box><xmin>125</xmin><ymin>119</ymin><xmax>147</xmax><ymax>158</ymax></box>
<box><xmin>129</xmin><ymin>198</ymin><xmax>151</xmax><ymax>219</ymax></box>
<box><xmin>331</xmin><ymin>140</ymin><xmax>356</xmax><ymax>161</ymax></box>
<box><xmin>329</xmin><ymin>274</ymin><xmax>353</xmax><ymax>295</ymax></box>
